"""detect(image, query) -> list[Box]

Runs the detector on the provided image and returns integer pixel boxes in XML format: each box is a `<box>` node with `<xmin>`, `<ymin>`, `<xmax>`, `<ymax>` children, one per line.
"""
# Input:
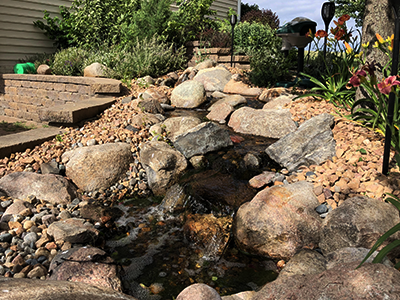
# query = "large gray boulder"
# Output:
<box><xmin>0</xmin><ymin>172</ymin><xmax>77</xmax><ymax>205</ymax></box>
<box><xmin>319</xmin><ymin>196</ymin><xmax>400</xmax><ymax>255</ymax></box>
<box><xmin>208</xmin><ymin>94</ymin><xmax>247</xmax><ymax>111</ymax></box>
<box><xmin>228</xmin><ymin>107</ymin><xmax>297</xmax><ymax>139</ymax></box>
<box><xmin>48</xmin><ymin>246</ymin><xmax>122</xmax><ymax>292</ymax></box>
<box><xmin>177</xmin><ymin>283</ymin><xmax>222</xmax><ymax>300</ymax></box>
<box><xmin>62</xmin><ymin>143</ymin><xmax>133</xmax><ymax>192</ymax></box>
<box><xmin>173</xmin><ymin>122</ymin><xmax>233</xmax><ymax>159</ymax></box>
<box><xmin>266</xmin><ymin>113</ymin><xmax>336</xmax><ymax>171</ymax></box>
<box><xmin>140</xmin><ymin>141</ymin><xmax>187</xmax><ymax>196</ymax></box>
<box><xmin>84</xmin><ymin>62</ymin><xmax>107</xmax><ymax>77</ymax></box>
<box><xmin>252</xmin><ymin>262</ymin><xmax>400</xmax><ymax>300</ymax></box>
<box><xmin>234</xmin><ymin>181</ymin><xmax>322</xmax><ymax>260</ymax></box>
<box><xmin>0</xmin><ymin>278</ymin><xmax>137</xmax><ymax>300</ymax></box>
<box><xmin>171</xmin><ymin>80</ymin><xmax>206</xmax><ymax>108</ymax></box>
<box><xmin>193</xmin><ymin>66</ymin><xmax>232</xmax><ymax>92</ymax></box>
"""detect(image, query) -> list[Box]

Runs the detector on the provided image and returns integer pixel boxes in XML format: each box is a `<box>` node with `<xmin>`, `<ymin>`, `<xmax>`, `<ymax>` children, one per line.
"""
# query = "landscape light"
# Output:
<box><xmin>230</xmin><ymin>14</ymin><xmax>237</xmax><ymax>67</ymax></box>
<box><xmin>321</xmin><ymin>2</ymin><xmax>335</xmax><ymax>59</ymax></box>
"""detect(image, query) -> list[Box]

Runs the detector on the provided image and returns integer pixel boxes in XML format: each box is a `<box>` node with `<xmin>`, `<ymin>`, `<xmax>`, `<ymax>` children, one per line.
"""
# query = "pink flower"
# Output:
<box><xmin>378</xmin><ymin>76</ymin><xmax>400</xmax><ymax>95</ymax></box>
<box><xmin>348</xmin><ymin>69</ymin><xmax>367</xmax><ymax>87</ymax></box>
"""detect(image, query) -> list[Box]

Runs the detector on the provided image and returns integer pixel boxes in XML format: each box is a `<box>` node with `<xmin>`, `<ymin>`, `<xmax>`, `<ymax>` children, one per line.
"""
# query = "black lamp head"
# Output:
<box><xmin>230</xmin><ymin>14</ymin><xmax>237</xmax><ymax>26</ymax></box>
<box><xmin>321</xmin><ymin>2</ymin><xmax>335</xmax><ymax>24</ymax></box>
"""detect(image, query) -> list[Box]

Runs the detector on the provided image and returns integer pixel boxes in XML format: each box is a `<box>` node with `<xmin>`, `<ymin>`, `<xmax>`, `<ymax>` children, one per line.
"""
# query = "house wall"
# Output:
<box><xmin>0</xmin><ymin>0</ymin><xmax>239</xmax><ymax>74</ymax></box>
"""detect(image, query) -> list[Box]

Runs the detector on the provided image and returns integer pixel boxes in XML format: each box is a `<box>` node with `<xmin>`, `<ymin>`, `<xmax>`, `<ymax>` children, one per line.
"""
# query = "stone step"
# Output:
<box><xmin>38</xmin><ymin>97</ymin><xmax>116</xmax><ymax>124</ymax></box>
<box><xmin>0</xmin><ymin>127</ymin><xmax>63</xmax><ymax>158</ymax></box>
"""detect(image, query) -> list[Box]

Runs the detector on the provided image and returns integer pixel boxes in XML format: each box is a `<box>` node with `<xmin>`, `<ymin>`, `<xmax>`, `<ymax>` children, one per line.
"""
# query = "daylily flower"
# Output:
<box><xmin>362</xmin><ymin>42</ymin><xmax>370</xmax><ymax>48</ymax></box>
<box><xmin>315</xmin><ymin>30</ymin><xmax>328</xmax><ymax>38</ymax></box>
<box><xmin>376</xmin><ymin>33</ymin><xmax>385</xmax><ymax>44</ymax></box>
<box><xmin>338</xmin><ymin>14</ymin><xmax>350</xmax><ymax>25</ymax></box>
<box><xmin>388</xmin><ymin>34</ymin><xmax>394</xmax><ymax>51</ymax></box>
<box><xmin>348</xmin><ymin>69</ymin><xmax>367</xmax><ymax>88</ymax></box>
<box><xmin>362</xmin><ymin>61</ymin><xmax>376</xmax><ymax>77</ymax></box>
<box><xmin>344</xmin><ymin>42</ymin><xmax>353</xmax><ymax>54</ymax></box>
<box><xmin>378</xmin><ymin>76</ymin><xmax>400</xmax><ymax>95</ymax></box>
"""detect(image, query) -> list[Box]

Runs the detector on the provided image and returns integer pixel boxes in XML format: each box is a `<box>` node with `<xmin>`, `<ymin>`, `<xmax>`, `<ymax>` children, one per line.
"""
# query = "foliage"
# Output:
<box><xmin>358</xmin><ymin>193</ymin><xmax>400</xmax><ymax>269</ymax></box>
<box><xmin>240</xmin><ymin>2</ymin><xmax>259</xmax><ymax>19</ymax></box>
<box><xmin>329</xmin><ymin>0</ymin><xmax>365</xmax><ymax>27</ymax></box>
<box><xmin>297</xmin><ymin>15</ymin><xmax>360</xmax><ymax>113</ymax></box>
<box><xmin>164</xmin><ymin>0</ymin><xmax>217</xmax><ymax>45</ymax></box>
<box><xmin>197</xmin><ymin>28</ymin><xmax>231</xmax><ymax>48</ymax></box>
<box><xmin>51</xmin><ymin>47</ymin><xmax>90</xmax><ymax>76</ymax></box>
<box><xmin>21</xmin><ymin>53</ymin><xmax>55</xmax><ymax>70</ymax></box>
<box><xmin>241</xmin><ymin>9</ymin><xmax>280</xmax><ymax>29</ymax></box>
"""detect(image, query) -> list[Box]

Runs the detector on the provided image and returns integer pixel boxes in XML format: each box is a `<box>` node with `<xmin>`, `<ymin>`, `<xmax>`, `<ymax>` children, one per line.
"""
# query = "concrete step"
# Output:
<box><xmin>38</xmin><ymin>97</ymin><xmax>116</xmax><ymax>124</ymax></box>
<box><xmin>0</xmin><ymin>127</ymin><xmax>63</xmax><ymax>158</ymax></box>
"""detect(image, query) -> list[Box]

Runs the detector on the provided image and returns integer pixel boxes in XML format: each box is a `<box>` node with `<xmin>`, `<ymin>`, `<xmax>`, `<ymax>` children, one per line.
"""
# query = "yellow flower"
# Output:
<box><xmin>345</xmin><ymin>42</ymin><xmax>353</xmax><ymax>54</ymax></box>
<box><xmin>373</xmin><ymin>41</ymin><xmax>380</xmax><ymax>48</ymax></box>
<box><xmin>376</xmin><ymin>33</ymin><xmax>384</xmax><ymax>43</ymax></box>
<box><xmin>355</xmin><ymin>51</ymin><xmax>363</xmax><ymax>58</ymax></box>
<box><xmin>362</xmin><ymin>42</ymin><xmax>369</xmax><ymax>48</ymax></box>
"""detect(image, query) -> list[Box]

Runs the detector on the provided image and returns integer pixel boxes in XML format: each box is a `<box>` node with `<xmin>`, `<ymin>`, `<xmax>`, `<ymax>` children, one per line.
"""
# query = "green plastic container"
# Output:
<box><xmin>14</xmin><ymin>62</ymin><xmax>37</xmax><ymax>74</ymax></box>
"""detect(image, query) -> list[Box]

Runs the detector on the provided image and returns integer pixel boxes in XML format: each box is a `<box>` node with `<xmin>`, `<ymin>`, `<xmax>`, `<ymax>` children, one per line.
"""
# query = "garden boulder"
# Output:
<box><xmin>193</xmin><ymin>66</ymin><xmax>232</xmax><ymax>92</ymax></box>
<box><xmin>84</xmin><ymin>62</ymin><xmax>108</xmax><ymax>77</ymax></box>
<box><xmin>171</xmin><ymin>80</ymin><xmax>206</xmax><ymax>108</ymax></box>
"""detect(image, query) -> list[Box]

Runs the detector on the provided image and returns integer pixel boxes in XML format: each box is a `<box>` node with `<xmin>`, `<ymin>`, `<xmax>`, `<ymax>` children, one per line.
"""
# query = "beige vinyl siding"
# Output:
<box><xmin>0</xmin><ymin>0</ymin><xmax>73</xmax><ymax>74</ymax></box>
<box><xmin>170</xmin><ymin>0</ymin><xmax>238</xmax><ymax>20</ymax></box>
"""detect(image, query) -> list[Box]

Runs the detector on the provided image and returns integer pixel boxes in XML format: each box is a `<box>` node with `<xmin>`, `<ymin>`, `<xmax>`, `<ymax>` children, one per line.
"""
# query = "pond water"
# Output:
<box><xmin>105</xmin><ymin>97</ymin><xmax>281</xmax><ymax>299</ymax></box>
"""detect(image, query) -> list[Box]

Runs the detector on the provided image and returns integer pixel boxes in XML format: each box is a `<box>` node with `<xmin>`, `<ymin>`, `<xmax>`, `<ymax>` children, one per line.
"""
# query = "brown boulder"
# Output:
<box><xmin>223</xmin><ymin>79</ymin><xmax>262</xmax><ymax>97</ymax></box>
<box><xmin>177</xmin><ymin>283</ymin><xmax>222</xmax><ymax>300</ymax></box>
<box><xmin>47</xmin><ymin>218</ymin><xmax>99</xmax><ymax>244</ymax></box>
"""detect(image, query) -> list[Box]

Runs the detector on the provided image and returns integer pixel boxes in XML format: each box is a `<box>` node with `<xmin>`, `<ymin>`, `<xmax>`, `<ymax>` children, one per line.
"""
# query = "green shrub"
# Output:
<box><xmin>241</xmin><ymin>9</ymin><xmax>280</xmax><ymax>29</ymax></box>
<box><xmin>233</xmin><ymin>22</ymin><xmax>279</xmax><ymax>54</ymax></box>
<box><xmin>51</xmin><ymin>47</ymin><xmax>90</xmax><ymax>76</ymax></box>
<box><xmin>21</xmin><ymin>53</ymin><xmax>55</xmax><ymax>70</ymax></box>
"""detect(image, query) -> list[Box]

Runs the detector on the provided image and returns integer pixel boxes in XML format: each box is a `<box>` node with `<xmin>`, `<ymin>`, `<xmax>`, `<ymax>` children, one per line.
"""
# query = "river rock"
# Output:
<box><xmin>252</xmin><ymin>262</ymin><xmax>400</xmax><ymax>300</ymax></box>
<box><xmin>262</xmin><ymin>95</ymin><xmax>292</xmax><ymax>110</ymax></box>
<box><xmin>325</xmin><ymin>247</ymin><xmax>393</xmax><ymax>269</ymax></box>
<box><xmin>222</xmin><ymin>291</ymin><xmax>256</xmax><ymax>300</ymax></box>
<box><xmin>259</xmin><ymin>87</ymin><xmax>291</xmax><ymax>102</ymax></box>
<box><xmin>62</xmin><ymin>143</ymin><xmax>133</xmax><ymax>192</ymax></box>
<box><xmin>158</xmin><ymin>184</ymin><xmax>189</xmax><ymax>213</ymax></box>
<box><xmin>131</xmin><ymin>98</ymin><xmax>164</xmax><ymax>114</ymax></box>
<box><xmin>228</xmin><ymin>107</ymin><xmax>296</xmax><ymax>139</ymax></box>
<box><xmin>193</xmin><ymin>66</ymin><xmax>232</xmax><ymax>92</ymax></box>
<box><xmin>195</xmin><ymin>59</ymin><xmax>217</xmax><ymax>70</ymax></box>
<box><xmin>223</xmin><ymin>79</ymin><xmax>262</xmax><ymax>97</ymax></box>
<box><xmin>248</xmin><ymin>171</ymin><xmax>276</xmax><ymax>189</ymax></box>
<box><xmin>234</xmin><ymin>181</ymin><xmax>322</xmax><ymax>260</ymax></box>
<box><xmin>173</xmin><ymin>122</ymin><xmax>233</xmax><ymax>159</ymax></box>
<box><xmin>184</xmin><ymin>214</ymin><xmax>232</xmax><ymax>260</ymax></box>
<box><xmin>84</xmin><ymin>62</ymin><xmax>107</xmax><ymax>78</ymax></box>
<box><xmin>130</xmin><ymin>112</ymin><xmax>164</xmax><ymax>128</ymax></box>
<box><xmin>1</xmin><ymin>200</ymin><xmax>34</xmax><ymax>222</ymax></box>
<box><xmin>142</xmin><ymin>88</ymin><xmax>169</xmax><ymax>104</ymax></box>
<box><xmin>150</xmin><ymin>116</ymin><xmax>202</xmax><ymax>142</ymax></box>
<box><xmin>171</xmin><ymin>80</ymin><xmax>206</xmax><ymax>108</ymax></box>
<box><xmin>319</xmin><ymin>196</ymin><xmax>400</xmax><ymax>256</ymax></box>
<box><xmin>208</xmin><ymin>94</ymin><xmax>247</xmax><ymax>111</ymax></box>
<box><xmin>0</xmin><ymin>172</ymin><xmax>77</xmax><ymax>205</ymax></box>
<box><xmin>177</xmin><ymin>283</ymin><xmax>222</xmax><ymax>300</ymax></box>
<box><xmin>206</xmin><ymin>102</ymin><xmax>234</xmax><ymax>123</ymax></box>
<box><xmin>266</xmin><ymin>113</ymin><xmax>336</xmax><ymax>171</ymax></box>
<box><xmin>79</xmin><ymin>203</ymin><xmax>123</xmax><ymax>224</ymax></box>
<box><xmin>140</xmin><ymin>141</ymin><xmax>187</xmax><ymax>196</ymax></box>
<box><xmin>48</xmin><ymin>246</ymin><xmax>122</xmax><ymax>292</ymax></box>
<box><xmin>184</xmin><ymin>170</ymin><xmax>256</xmax><ymax>208</ymax></box>
<box><xmin>47</xmin><ymin>218</ymin><xmax>99</xmax><ymax>244</ymax></box>
<box><xmin>278</xmin><ymin>249</ymin><xmax>327</xmax><ymax>279</ymax></box>
<box><xmin>0</xmin><ymin>278</ymin><xmax>137</xmax><ymax>300</ymax></box>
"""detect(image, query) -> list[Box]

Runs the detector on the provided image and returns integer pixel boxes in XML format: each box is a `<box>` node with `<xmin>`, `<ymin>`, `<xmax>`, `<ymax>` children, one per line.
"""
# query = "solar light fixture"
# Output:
<box><xmin>383</xmin><ymin>0</ymin><xmax>400</xmax><ymax>174</ymax></box>
<box><xmin>230</xmin><ymin>14</ymin><xmax>237</xmax><ymax>67</ymax></box>
<box><xmin>321</xmin><ymin>2</ymin><xmax>335</xmax><ymax>58</ymax></box>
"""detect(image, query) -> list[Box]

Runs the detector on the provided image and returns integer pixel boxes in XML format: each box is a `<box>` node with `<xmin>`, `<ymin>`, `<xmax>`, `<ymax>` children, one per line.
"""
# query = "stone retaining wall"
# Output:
<box><xmin>186</xmin><ymin>41</ymin><xmax>250</xmax><ymax>69</ymax></box>
<box><xmin>0</xmin><ymin>74</ymin><xmax>121</xmax><ymax>122</ymax></box>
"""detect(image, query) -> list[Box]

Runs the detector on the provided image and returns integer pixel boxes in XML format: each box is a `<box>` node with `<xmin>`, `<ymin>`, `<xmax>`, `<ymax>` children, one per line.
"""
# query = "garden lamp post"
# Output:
<box><xmin>230</xmin><ymin>14</ymin><xmax>237</xmax><ymax>67</ymax></box>
<box><xmin>383</xmin><ymin>0</ymin><xmax>400</xmax><ymax>175</ymax></box>
<box><xmin>321</xmin><ymin>2</ymin><xmax>335</xmax><ymax>59</ymax></box>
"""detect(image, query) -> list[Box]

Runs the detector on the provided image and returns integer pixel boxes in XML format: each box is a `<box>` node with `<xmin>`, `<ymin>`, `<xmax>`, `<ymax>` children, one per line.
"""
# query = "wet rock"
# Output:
<box><xmin>84</xmin><ymin>62</ymin><xmax>107</xmax><ymax>78</ymax></box>
<box><xmin>266</xmin><ymin>113</ymin><xmax>336</xmax><ymax>171</ymax></box>
<box><xmin>0</xmin><ymin>172</ymin><xmax>77</xmax><ymax>205</ymax></box>
<box><xmin>262</xmin><ymin>95</ymin><xmax>292</xmax><ymax>110</ymax></box>
<box><xmin>159</xmin><ymin>184</ymin><xmax>189</xmax><ymax>213</ymax></box>
<box><xmin>221</xmin><ymin>291</ymin><xmax>256</xmax><ymax>300</ymax></box>
<box><xmin>189</xmin><ymin>155</ymin><xmax>207</xmax><ymax>169</ymax></box>
<box><xmin>171</xmin><ymin>80</ymin><xmax>206</xmax><ymax>108</ymax></box>
<box><xmin>228</xmin><ymin>107</ymin><xmax>297</xmax><ymax>139</ymax></box>
<box><xmin>252</xmin><ymin>262</ymin><xmax>400</xmax><ymax>300</ymax></box>
<box><xmin>319</xmin><ymin>196</ymin><xmax>400</xmax><ymax>256</ymax></box>
<box><xmin>194</xmin><ymin>59</ymin><xmax>217</xmax><ymax>70</ymax></box>
<box><xmin>234</xmin><ymin>181</ymin><xmax>322</xmax><ymax>260</ymax></box>
<box><xmin>0</xmin><ymin>278</ymin><xmax>136</xmax><ymax>300</ymax></box>
<box><xmin>206</xmin><ymin>102</ymin><xmax>234</xmax><ymax>123</ymax></box>
<box><xmin>193</xmin><ymin>66</ymin><xmax>232</xmax><ymax>92</ymax></box>
<box><xmin>177</xmin><ymin>283</ymin><xmax>222</xmax><ymax>300</ymax></box>
<box><xmin>223</xmin><ymin>79</ymin><xmax>262</xmax><ymax>97</ymax></box>
<box><xmin>48</xmin><ymin>246</ymin><xmax>122</xmax><ymax>292</ymax></box>
<box><xmin>79</xmin><ymin>203</ymin><xmax>123</xmax><ymax>224</ymax></box>
<box><xmin>259</xmin><ymin>87</ymin><xmax>291</xmax><ymax>102</ymax></box>
<box><xmin>47</xmin><ymin>218</ymin><xmax>99</xmax><ymax>244</ymax></box>
<box><xmin>62</xmin><ymin>143</ymin><xmax>133</xmax><ymax>192</ymax></box>
<box><xmin>278</xmin><ymin>249</ymin><xmax>327</xmax><ymax>279</ymax></box>
<box><xmin>185</xmin><ymin>170</ymin><xmax>256</xmax><ymax>208</ymax></box>
<box><xmin>150</xmin><ymin>116</ymin><xmax>202</xmax><ymax>142</ymax></box>
<box><xmin>325</xmin><ymin>247</ymin><xmax>393</xmax><ymax>269</ymax></box>
<box><xmin>208</xmin><ymin>94</ymin><xmax>247</xmax><ymax>111</ymax></box>
<box><xmin>173</xmin><ymin>122</ymin><xmax>233</xmax><ymax>159</ymax></box>
<box><xmin>140</xmin><ymin>141</ymin><xmax>187</xmax><ymax>196</ymax></box>
<box><xmin>248</xmin><ymin>171</ymin><xmax>276</xmax><ymax>189</ymax></box>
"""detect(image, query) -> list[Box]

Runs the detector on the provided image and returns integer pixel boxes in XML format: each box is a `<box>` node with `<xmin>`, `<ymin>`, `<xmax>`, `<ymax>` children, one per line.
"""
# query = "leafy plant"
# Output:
<box><xmin>358</xmin><ymin>193</ymin><xmax>400</xmax><ymax>269</ymax></box>
<box><xmin>241</xmin><ymin>8</ymin><xmax>280</xmax><ymax>29</ymax></box>
<box><xmin>51</xmin><ymin>47</ymin><xmax>90</xmax><ymax>76</ymax></box>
